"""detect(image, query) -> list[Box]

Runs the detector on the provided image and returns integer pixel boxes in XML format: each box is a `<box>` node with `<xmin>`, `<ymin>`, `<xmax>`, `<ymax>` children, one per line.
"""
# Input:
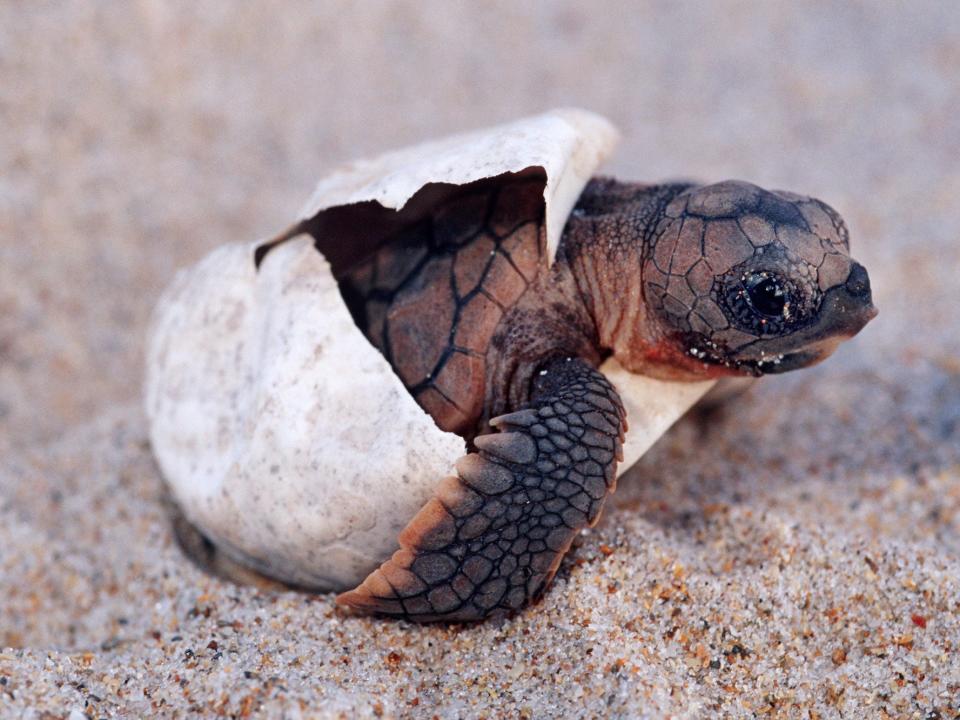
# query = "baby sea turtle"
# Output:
<box><xmin>330</xmin><ymin>174</ymin><xmax>876</xmax><ymax>621</ymax></box>
<box><xmin>147</xmin><ymin>110</ymin><xmax>876</xmax><ymax>623</ymax></box>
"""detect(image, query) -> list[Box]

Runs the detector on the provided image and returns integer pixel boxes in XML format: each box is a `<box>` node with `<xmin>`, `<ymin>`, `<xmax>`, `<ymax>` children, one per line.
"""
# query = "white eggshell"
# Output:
<box><xmin>145</xmin><ymin>239</ymin><xmax>465</xmax><ymax>590</ymax></box>
<box><xmin>145</xmin><ymin>108</ymin><xmax>714</xmax><ymax>592</ymax></box>
<box><xmin>600</xmin><ymin>359</ymin><xmax>715</xmax><ymax>472</ymax></box>
<box><xmin>288</xmin><ymin>107</ymin><xmax>619</xmax><ymax>264</ymax></box>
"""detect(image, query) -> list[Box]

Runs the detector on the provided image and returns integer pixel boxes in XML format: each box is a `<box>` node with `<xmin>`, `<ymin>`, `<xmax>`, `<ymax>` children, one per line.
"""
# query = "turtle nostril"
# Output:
<box><xmin>845</xmin><ymin>262</ymin><xmax>871</xmax><ymax>299</ymax></box>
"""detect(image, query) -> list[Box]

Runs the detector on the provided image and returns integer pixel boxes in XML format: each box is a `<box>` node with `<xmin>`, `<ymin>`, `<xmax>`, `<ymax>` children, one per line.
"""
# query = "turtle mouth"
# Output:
<box><xmin>725</xmin><ymin>343</ymin><xmax>833</xmax><ymax>376</ymax></box>
<box><xmin>750</xmin><ymin>346</ymin><xmax>832</xmax><ymax>374</ymax></box>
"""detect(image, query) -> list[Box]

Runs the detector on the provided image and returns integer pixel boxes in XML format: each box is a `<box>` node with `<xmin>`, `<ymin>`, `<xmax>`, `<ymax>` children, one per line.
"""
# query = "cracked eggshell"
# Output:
<box><xmin>273</xmin><ymin>107</ymin><xmax>620</xmax><ymax>265</ymax></box>
<box><xmin>145</xmin><ymin>108</ymin><xmax>714</xmax><ymax>592</ymax></box>
<box><xmin>145</xmin><ymin>238</ymin><xmax>465</xmax><ymax>590</ymax></box>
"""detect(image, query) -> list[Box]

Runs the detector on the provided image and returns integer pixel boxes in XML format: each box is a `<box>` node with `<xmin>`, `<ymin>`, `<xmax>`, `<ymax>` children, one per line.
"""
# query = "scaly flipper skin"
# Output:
<box><xmin>337</xmin><ymin>357</ymin><xmax>627</xmax><ymax>622</ymax></box>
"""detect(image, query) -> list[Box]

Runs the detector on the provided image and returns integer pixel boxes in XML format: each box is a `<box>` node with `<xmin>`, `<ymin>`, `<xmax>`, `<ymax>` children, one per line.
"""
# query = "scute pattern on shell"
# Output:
<box><xmin>341</xmin><ymin>178</ymin><xmax>545</xmax><ymax>434</ymax></box>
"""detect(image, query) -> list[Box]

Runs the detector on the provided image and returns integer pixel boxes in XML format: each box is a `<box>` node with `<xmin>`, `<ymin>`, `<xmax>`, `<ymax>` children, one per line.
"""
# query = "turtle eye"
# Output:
<box><xmin>743</xmin><ymin>272</ymin><xmax>788</xmax><ymax>318</ymax></box>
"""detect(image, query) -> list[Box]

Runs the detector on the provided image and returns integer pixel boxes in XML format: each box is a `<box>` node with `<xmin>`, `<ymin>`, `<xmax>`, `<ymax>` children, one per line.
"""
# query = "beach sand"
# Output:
<box><xmin>2</xmin><ymin>3</ymin><xmax>959</xmax><ymax>717</ymax></box>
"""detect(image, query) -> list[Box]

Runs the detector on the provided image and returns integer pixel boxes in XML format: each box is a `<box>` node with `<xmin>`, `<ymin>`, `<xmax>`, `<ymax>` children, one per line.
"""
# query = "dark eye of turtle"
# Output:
<box><xmin>743</xmin><ymin>273</ymin><xmax>788</xmax><ymax>318</ymax></box>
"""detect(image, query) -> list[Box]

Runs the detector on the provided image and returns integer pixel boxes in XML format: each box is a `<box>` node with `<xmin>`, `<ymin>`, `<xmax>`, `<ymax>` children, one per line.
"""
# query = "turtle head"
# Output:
<box><xmin>639</xmin><ymin>180</ymin><xmax>877</xmax><ymax>378</ymax></box>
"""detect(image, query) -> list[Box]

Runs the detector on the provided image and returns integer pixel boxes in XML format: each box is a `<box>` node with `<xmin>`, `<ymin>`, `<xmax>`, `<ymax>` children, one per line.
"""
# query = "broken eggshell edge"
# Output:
<box><xmin>293</xmin><ymin>107</ymin><xmax>620</xmax><ymax>265</ymax></box>
<box><xmin>145</xmin><ymin>108</ymin><xmax>715</xmax><ymax>591</ymax></box>
<box><xmin>146</xmin><ymin>238</ymin><xmax>467</xmax><ymax>590</ymax></box>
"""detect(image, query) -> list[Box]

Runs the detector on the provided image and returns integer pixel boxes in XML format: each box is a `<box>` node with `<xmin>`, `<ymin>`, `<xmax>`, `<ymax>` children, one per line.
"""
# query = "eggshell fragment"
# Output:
<box><xmin>146</xmin><ymin>238</ymin><xmax>465</xmax><ymax>590</ymax></box>
<box><xmin>601</xmin><ymin>359</ymin><xmax>715</xmax><ymax>472</ymax></box>
<box><xmin>266</xmin><ymin>108</ymin><xmax>619</xmax><ymax>266</ymax></box>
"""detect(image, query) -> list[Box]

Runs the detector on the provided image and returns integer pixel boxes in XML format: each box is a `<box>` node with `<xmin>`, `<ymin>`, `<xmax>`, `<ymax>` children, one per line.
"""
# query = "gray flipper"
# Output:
<box><xmin>338</xmin><ymin>356</ymin><xmax>627</xmax><ymax>622</ymax></box>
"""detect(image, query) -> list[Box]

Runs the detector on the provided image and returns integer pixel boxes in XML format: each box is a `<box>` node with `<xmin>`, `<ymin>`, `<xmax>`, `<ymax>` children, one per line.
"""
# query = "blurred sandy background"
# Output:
<box><xmin>1</xmin><ymin>2</ymin><xmax>959</xmax><ymax>718</ymax></box>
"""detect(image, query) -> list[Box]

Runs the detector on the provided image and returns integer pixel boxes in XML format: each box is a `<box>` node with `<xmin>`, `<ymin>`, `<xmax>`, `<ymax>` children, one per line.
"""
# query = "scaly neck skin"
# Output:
<box><xmin>490</xmin><ymin>180</ymin><xmax>711</xmax><ymax>425</ymax></box>
<box><xmin>558</xmin><ymin>231</ymin><xmax>646</xmax><ymax>362</ymax></box>
<box><xmin>556</xmin><ymin>180</ymin><xmax>711</xmax><ymax>380</ymax></box>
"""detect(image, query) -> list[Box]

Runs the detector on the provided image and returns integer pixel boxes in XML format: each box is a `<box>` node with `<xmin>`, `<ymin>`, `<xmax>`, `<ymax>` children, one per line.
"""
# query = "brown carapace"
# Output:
<box><xmin>334</xmin><ymin>176</ymin><xmax>876</xmax><ymax>622</ymax></box>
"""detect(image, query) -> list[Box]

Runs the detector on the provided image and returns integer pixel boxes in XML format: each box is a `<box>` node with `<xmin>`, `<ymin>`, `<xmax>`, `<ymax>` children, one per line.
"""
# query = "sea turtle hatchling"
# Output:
<box><xmin>328</xmin><ymin>175</ymin><xmax>876</xmax><ymax>622</ymax></box>
<box><xmin>148</xmin><ymin>110</ymin><xmax>876</xmax><ymax>622</ymax></box>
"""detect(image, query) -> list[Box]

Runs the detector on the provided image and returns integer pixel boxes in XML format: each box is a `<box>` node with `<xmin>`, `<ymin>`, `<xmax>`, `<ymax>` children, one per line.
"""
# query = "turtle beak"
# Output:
<box><xmin>828</xmin><ymin>261</ymin><xmax>878</xmax><ymax>336</ymax></box>
<box><xmin>781</xmin><ymin>261</ymin><xmax>878</xmax><ymax>345</ymax></box>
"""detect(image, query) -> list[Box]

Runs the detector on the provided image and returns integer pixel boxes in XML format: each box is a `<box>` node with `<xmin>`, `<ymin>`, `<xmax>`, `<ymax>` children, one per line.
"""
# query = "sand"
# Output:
<box><xmin>1</xmin><ymin>2</ymin><xmax>958</xmax><ymax>718</ymax></box>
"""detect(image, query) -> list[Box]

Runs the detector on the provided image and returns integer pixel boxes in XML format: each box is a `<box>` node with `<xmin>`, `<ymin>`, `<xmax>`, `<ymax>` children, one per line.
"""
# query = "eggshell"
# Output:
<box><xmin>600</xmin><ymin>359</ymin><xmax>715</xmax><ymax>472</ymax></box>
<box><xmin>146</xmin><ymin>239</ymin><xmax>465</xmax><ymax>589</ymax></box>
<box><xmin>288</xmin><ymin>107</ymin><xmax>619</xmax><ymax>265</ymax></box>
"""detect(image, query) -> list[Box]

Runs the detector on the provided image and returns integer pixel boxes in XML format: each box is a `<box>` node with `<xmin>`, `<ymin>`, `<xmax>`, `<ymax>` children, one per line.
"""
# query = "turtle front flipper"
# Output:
<box><xmin>337</xmin><ymin>357</ymin><xmax>627</xmax><ymax>622</ymax></box>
